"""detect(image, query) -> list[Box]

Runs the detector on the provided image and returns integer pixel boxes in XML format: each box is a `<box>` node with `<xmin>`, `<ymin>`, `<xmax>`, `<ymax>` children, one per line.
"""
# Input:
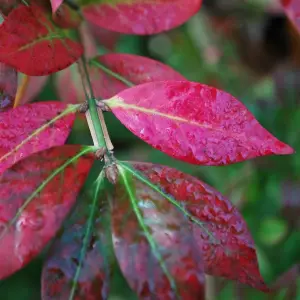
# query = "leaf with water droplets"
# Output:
<box><xmin>0</xmin><ymin>63</ymin><xmax>17</xmax><ymax>111</ymax></box>
<box><xmin>105</xmin><ymin>81</ymin><xmax>294</xmax><ymax>166</ymax></box>
<box><xmin>281</xmin><ymin>0</ymin><xmax>300</xmax><ymax>34</ymax></box>
<box><xmin>0</xmin><ymin>101</ymin><xmax>76</xmax><ymax>174</ymax></box>
<box><xmin>112</xmin><ymin>162</ymin><xmax>205</xmax><ymax>300</ymax></box>
<box><xmin>0</xmin><ymin>4</ymin><xmax>83</xmax><ymax>75</ymax></box>
<box><xmin>0</xmin><ymin>145</ymin><xmax>95</xmax><ymax>280</ymax></box>
<box><xmin>42</xmin><ymin>173</ymin><xmax>112</xmax><ymax>300</ymax></box>
<box><xmin>119</xmin><ymin>161</ymin><xmax>269</xmax><ymax>292</ymax></box>
<box><xmin>79</xmin><ymin>0</ymin><xmax>202</xmax><ymax>35</ymax></box>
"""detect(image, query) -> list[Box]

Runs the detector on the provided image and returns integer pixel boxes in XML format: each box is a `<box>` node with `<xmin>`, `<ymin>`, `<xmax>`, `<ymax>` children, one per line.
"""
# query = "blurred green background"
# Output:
<box><xmin>1</xmin><ymin>0</ymin><xmax>300</xmax><ymax>299</ymax></box>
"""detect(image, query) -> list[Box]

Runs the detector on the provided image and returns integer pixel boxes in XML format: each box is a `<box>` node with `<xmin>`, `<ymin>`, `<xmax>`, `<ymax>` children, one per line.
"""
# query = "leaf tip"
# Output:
<box><xmin>276</xmin><ymin>143</ymin><xmax>295</xmax><ymax>155</ymax></box>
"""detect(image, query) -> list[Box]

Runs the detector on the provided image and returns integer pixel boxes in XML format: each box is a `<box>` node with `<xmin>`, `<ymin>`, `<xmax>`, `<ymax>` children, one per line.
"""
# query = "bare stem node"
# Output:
<box><xmin>95</xmin><ymin>147</ymin><xmax>106</xmax><ymax>160</ymax></box>
<box><xmin>104</xmin><ymin>154</ymin><xmax>118</xmax><ymax>184</ymax></box>
<box><xmin>77</xmin><ymin>101</ymin><xmax>89</xmax><ymax>113</ymax></box>
<box><xmin>96</xmin><ymin>100</ymin><xmax>111</xmax><ymax>112</ymax></box>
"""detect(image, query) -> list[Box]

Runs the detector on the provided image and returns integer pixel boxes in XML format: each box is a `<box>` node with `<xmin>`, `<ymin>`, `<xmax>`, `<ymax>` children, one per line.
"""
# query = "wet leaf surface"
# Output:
<box><xmin>119</xmin><ymin>161</ymin><xmax>269</xmax><ymax>292</ymax></box>
<box><xmin>0</xmin><ymin>145</ymin><xmax>95</xmax><ymax>280</ymax></box>
<box><xmin>0</xmin><ymin>102</ymin><xmax>76</xmax><ymax>174</ymax></box>
<box><xmin>79</xmin><ymin>0</ymin><xmax>202</xmax><ymax>35</ymax></box>
<box><xmin>105</xmin><ymin>81</ymin><xmax>294</xmax><ymax>166</ymax></box>
<box><xmin>112</xmin><ymin>162</ymin><xmax>205</xmax><ymax>299</ymax></box>
<box><xmin>0</xmin><ymin>4</ymin><xmax>83</xmax><ymax>75</ymax></box>
<box><xmin>42</xmin><ymin>173</ymin><xmax>111</xmax><ymax>300</ymax></box>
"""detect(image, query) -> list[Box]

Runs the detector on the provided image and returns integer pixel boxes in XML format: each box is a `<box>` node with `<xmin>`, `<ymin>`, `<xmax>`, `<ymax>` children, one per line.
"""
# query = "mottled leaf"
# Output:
<box><xmin>0</xmin><ymin>145</ymin><xmax>95</xmax><ymax>280</ymax></box>
<box><xmin>119</xmin><ymin>161</ymin><xmax>269</xmax><ymax>292</ymax></box>
<box><xmin>0</xmin><ymin>62</ymin><xmax>17</xmax><ymax>111</ymax></box>
<box><xmin>80</xmin><ymin>0</ymin><xmax>202</xmax><ymax>35</ymax></box>
<box><xmin>0</xmin><ymin>102</ymin><xmax>76</xmax><ymax>174</ymax></box>
<box><xmin>112</xmin><ymin>163</ymin><xmax>205</xmax><ymax>300</ymax></box>
<box><xmin>19</xmin><ymin>74</ymin><xmax>49</xmax><ymax>105</ymax></box>
<box><xmin>105</xmin><ymin>81</ymin><xmax>294</xmax><ymax>166</ymax></box>
<box><xmin>42</xmin><ymin>173</ymin><xmax>111</xmax><ymax>300</ymax></box>
<box><xmin>0</xmin><ymin>4</ymin><xmax>83</xmax><ymax>75</ymax></box>
<box><xmin>281</xmin><ymin>0</ymin><xmax>300</xmax><ymax>33</ymax></box>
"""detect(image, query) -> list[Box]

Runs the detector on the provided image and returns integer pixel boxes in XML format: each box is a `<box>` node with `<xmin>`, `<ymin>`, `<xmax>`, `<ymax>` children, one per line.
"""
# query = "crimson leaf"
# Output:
<box><xmin>0</xmin><ymin>4</ymin><xmax>83</xmax><ymax>75</ymax></box>
<box><xmin>0</xmin><ymin>102</ymin><xmax>76</xmax><ymax>174</ymax></box>
<box><xmin>118</xmin><ymin>161</ymin><xmax>269</xmax><ymax>292</ymax></box>
<box><xmin>0</xmin><ymin>145</ymin><xmax>95</xmax><ymax>280</ymax></box>
<box><xmin>113</xmin><ymin>163</ymin><xmax>205</xmax><ymax>299</ymax></box>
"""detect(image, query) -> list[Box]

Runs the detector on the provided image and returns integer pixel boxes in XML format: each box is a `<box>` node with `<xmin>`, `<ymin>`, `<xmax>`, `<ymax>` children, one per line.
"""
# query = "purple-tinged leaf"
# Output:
<box><xmin>0</xmin><ymin>145</ymin><xmax>95</xmax><ymax>280</ymax></box>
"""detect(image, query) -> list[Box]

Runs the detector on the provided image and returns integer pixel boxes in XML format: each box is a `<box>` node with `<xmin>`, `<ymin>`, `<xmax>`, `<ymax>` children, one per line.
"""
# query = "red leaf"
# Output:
<box><xmin>0</xmin><ymin>62</ymin><xmax>17</xmax><ymax>111</ymax></box>
<box><xmin>42</xmin><ymin>175</ymin><xmax>111</xmax><ymax>300</ymax></box>
<box><xmin>120</xmin><ymin>161</ymin><xmax>269</xmax><ymax>292</ymax></box>
<box><xmin>0</xmin><ymin>101</ymin><xmax>76</xmax><ymax>174</ymax></box>
<box><xmin>81</xmin><ymin>0</ymin><xmax>202</xmax><ymax>35</ymax></box>
<box><xmin>56</xmin><ymin>54</ymin><xmax>186</xmax><ymax>104</ymax></box>
<box><xmin>105</xmin><ymin>81</ymin><xmax>294</xmax><ymax>166</ymax></box>
<box><xmin>0</xmin><ymin>145</ymin><xmax>94</xmax><ymax>280</ymax></box>
<box><xmin>281</xmin><ymin>0</ymin><xmax>300</xmax><ymax>33</ymax></box>
<box><xmin>20</xmin><ymin>74</ymin><xmax>49</xmax><ymax>105</ymax></box>
<box><xmin>112</xmin><ymin>164</ymin><xmax>205</xmax><ymax>299</ymax></box>
<box><xmin>0</xmin><ymin>5</ymin><xmax>83</xmax><ymax>75</ymax></box>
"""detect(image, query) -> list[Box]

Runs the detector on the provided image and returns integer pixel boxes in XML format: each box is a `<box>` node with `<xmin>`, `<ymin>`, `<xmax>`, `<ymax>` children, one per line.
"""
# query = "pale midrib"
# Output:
<box><xmin>4</xmin><ymin>33</ymin><xmax>66</xmax><ymax>56</ymax></box>
<box><xmin>118</xmin><ymin>165</ymin><xmax>179</xmax><ymax>298</ymax></box>
<box><xmin>105</xmin><ymin>98</ymin><xmax>242</xmax><ymax>137</ymax></box>
<box><xmin>0</xmin><ymin>146</ymin><xmax>93</xmax><ymax>242</ymax></box>
<box><xmin>119</xmin><ymin>162</ymin><xmax>216</xmax><ymax>243</ymax></box>
<box><xmin>69</xmin><ymin>172</ymin><xmax>105</xmax><ymax>300</ymax></box>
<box><xmin>0</xmin><ymin>105</ymin><xmax>77</xmax><ymax>165</ymax></box>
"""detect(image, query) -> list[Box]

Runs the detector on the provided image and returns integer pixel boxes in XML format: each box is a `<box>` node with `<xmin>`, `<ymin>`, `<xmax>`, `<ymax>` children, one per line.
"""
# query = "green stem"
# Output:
<box><xmin>90</xmin><ymin>59</ymin><xmax>135</xmax><ymax>88</ymax></box>
<box><xmin>79</xmin><ymin>56</ymin><xmax>110</xmax><ymax>149</ymax></box>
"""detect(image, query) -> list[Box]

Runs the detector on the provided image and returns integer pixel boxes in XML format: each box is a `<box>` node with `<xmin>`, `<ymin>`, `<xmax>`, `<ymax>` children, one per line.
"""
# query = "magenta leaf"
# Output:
<box><xmin>80</xmin><ymin>0</ymin><xmax>202</xmax><ymax>35</ymax></box>
<box><xmin>0</xmin><ymin>101</ymin><xmax>76</xmax><ymax>174</ymax></box>
<box><xmin>105</xmin><ymin>81</ymin><xmax>294</xmax><ymax>166</ymax></box>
